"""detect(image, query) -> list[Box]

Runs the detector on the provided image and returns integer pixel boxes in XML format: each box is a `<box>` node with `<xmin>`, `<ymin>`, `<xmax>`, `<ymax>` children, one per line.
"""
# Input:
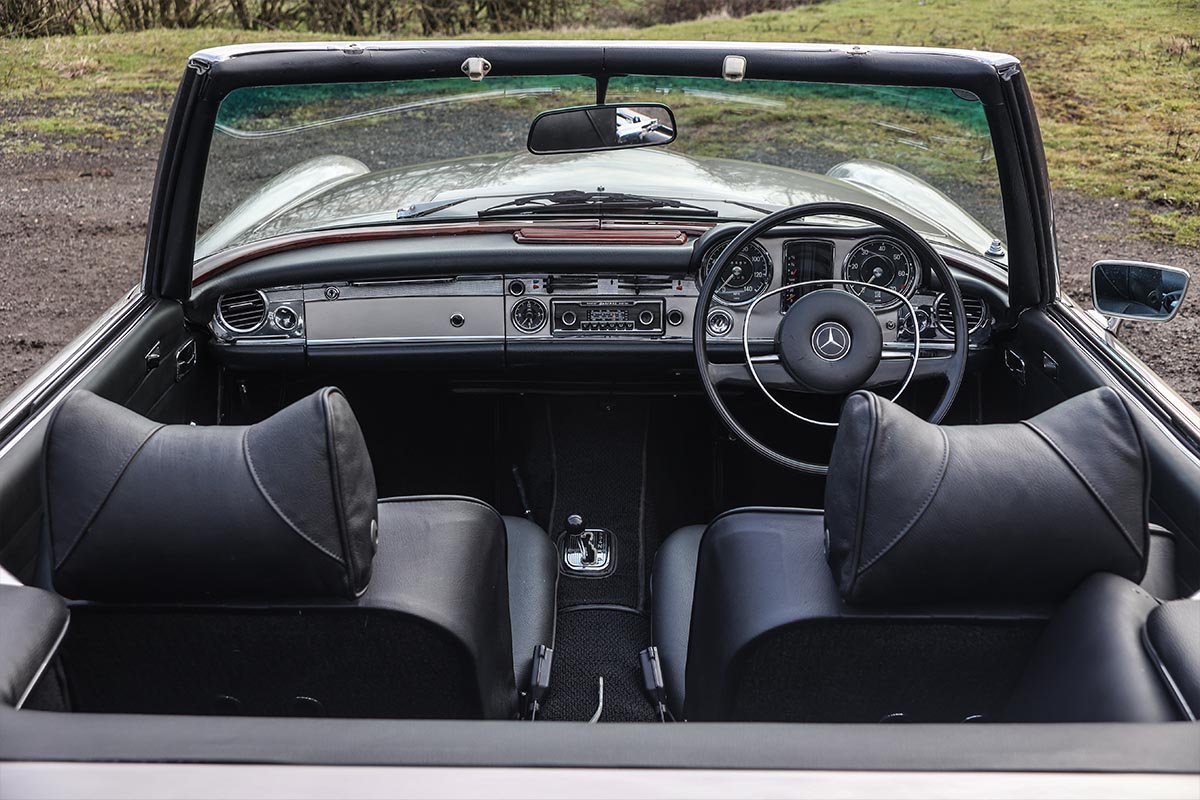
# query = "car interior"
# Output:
<box><xmin>4</xmin><ymin>209</ymin><xmax>1196</xmax><ymax>727</ymax></box>
<box><xmin>0</xmin><ymin>44</ymin><xmax>1197</xmax><ymax>778</ymax></box>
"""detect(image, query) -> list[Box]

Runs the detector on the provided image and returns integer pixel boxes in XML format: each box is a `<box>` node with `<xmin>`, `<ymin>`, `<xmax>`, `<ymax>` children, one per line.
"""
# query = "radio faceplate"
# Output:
<box><xmin>551</xmin><ymin>298</ymin><xmax>664</xmax><ymax>335</ymax></box>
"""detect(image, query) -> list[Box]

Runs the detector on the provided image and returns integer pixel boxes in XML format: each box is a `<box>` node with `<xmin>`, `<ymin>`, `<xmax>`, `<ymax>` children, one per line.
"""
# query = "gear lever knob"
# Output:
<box><xmin>565</xmin><ymin>514</ymin><xmax>585</xmax><ymax>536</ymax></box>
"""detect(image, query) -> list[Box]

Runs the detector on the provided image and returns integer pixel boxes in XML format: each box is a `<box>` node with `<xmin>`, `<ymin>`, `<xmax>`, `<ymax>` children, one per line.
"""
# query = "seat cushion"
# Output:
<box><xmin>1004</xmin><ymin>573</ymin><xmax>1180</xmax><ymax>723</ymax></box>
<box><xmin>1145</xmin><ymin>599</ymin><xmax>1200</xmax><ymax>720</ymax></box>
<box><xmin>361</xmin><ymin>498</ymin><xmax>557</xmax><ymax>718</ymax></box>
<box><xmin>361</xmin><ymin>496</ymin><xmax>519</xmax><ymax>719</ymax></box>
<box><xmin>651</xmin><ymin>509</ymin><xmax>833</xmax><ymax>720</ymax></box>
<box><xmin>503</xmin><ymin>515</ymin><xmax>557</xmax><ymax>695</ymax></box>
<box><xmin>650</xmin><ymin>523</ymin><xmax>706</xmax><ymax>718</ymax></box>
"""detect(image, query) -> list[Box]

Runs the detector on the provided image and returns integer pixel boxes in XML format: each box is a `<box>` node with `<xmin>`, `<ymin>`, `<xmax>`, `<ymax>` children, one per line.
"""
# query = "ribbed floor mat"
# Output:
<box><xmin>539</xmin><ymin>608</ymin><xmax>657</xmax><ymax>722</ymax></box>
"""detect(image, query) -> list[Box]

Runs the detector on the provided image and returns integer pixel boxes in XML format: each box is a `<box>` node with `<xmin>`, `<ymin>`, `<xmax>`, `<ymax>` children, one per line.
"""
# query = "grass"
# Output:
<box><xmin>1</xmin><ymin>0</ymin><xmax>1197</xmax><ymax>242</ymax></box>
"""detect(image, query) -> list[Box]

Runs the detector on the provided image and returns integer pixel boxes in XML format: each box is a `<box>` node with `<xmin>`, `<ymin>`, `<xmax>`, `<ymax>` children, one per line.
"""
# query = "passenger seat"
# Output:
<box><xmin>41</xmin><ymin>387</ymin><xmax>556</xmax><ymax>719</ymax></box>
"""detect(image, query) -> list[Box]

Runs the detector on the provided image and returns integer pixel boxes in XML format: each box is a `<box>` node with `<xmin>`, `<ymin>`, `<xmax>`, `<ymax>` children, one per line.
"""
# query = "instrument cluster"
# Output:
<box><xmin>695</xmin><ymin>233</ymin><xmax>924</xmax><ymax>313</ymax></box>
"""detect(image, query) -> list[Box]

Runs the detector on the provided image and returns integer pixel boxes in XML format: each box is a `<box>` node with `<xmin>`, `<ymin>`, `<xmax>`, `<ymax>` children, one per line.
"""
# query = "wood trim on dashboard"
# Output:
<box><xmin>192</xmin><ymin>220</ymin><xmax>715</xmax><ymax>286</ymax></box>
<box><xmin>512</xmin><ymin>227</ymin><xmax>689</xmax><ymax>245</ymax></box>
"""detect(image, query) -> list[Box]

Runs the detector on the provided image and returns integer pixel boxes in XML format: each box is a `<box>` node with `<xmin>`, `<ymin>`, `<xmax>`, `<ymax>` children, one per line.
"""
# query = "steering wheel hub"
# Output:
<box><xmin>776</xmin><ymin>290</ymin><xmax>883</xmax><ymax>393</ymax></box>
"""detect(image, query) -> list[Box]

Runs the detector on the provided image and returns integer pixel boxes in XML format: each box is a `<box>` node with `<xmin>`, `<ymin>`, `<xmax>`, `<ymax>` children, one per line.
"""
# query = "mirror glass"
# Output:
<box><xmin>1092</xmin><ymin>260</ymin><xmax>1190</xmax><ymax>322</ymax></box>
<box><xmin>527</xmin><ymin>103</ymin><xmax>677</xmax><ymax>154</ymax></box>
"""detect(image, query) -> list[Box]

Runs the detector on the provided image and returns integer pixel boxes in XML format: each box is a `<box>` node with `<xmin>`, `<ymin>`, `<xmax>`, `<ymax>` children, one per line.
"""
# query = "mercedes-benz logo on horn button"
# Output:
<box><xmin>812</xmin><ymin>321</ymin><xmax>852</xmax><ymax>361</ymax></box>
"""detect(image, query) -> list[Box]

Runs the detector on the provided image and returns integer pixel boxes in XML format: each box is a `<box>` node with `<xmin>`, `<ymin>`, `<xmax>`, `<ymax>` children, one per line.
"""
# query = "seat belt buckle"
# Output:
<box><xmin>526</xmin><ymin>645</ymin><xmax>553</xmax><ymax>720</ymax></box>
<box><xmin>639</xmin><ymin>646</ymin><xmax>670</xmax><ymax>722</ymax></box>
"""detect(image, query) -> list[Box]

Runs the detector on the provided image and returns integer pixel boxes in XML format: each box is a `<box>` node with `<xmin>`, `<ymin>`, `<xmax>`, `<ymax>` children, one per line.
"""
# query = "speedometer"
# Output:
<box><xmin>700</xmin><ymin>240</ymin><xmax>773</xmax><ymax>306</ymax></box>
<box><xmin>842</xmin><ymin>237</ymin><xmax>920</xmax><ymax>310</ymax></box>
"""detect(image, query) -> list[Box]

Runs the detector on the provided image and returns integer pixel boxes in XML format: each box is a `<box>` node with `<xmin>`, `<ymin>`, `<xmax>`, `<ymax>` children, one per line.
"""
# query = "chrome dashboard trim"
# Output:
<box><xmin>933</xmin><ymin>292</ymin><xmax>989</xmax><ymax>336</ymax></box>
<box><xmin>308</xmin><ymin>336</ymin><xmax>505</xmax><ymax>346</ymax></box>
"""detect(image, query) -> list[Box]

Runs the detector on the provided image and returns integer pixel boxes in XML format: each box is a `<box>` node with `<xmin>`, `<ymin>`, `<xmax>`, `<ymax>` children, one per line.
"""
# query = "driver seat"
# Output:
<box><xmin>651</xmin><ymin>387</ymin><xmax>1189</xmax><ymax>723</ymax></box>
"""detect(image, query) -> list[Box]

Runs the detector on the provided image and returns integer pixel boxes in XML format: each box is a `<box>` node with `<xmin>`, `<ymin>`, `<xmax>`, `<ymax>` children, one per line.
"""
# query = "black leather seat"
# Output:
<box><xmin>652</xmin><ymin>387</ymin><xmax>1194</xmax><ymax>723</ymax></box>
<box><xmin>42</xmin><ymin>388</ymin><xmax>556</xmax><ymax>720</ymax></box>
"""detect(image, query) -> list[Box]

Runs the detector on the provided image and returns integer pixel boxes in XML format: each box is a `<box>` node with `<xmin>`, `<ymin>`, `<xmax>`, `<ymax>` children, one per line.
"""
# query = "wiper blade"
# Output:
<box><xmin>478</xmin><ymin>191</ymin><xmax>716</xmax><ymax>218</ymax></box>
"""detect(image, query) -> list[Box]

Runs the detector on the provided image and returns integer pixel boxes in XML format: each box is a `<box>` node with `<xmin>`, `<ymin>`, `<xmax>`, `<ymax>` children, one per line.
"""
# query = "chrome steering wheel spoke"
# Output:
<box><xmin>693</xmin><ymin>201</ymin><xmax>969</xmax><ymax>474</ymax></box>
<box><xmin>740</xmin><ymin>279</ymin><xmax>920</xmax><ymax>427</ymax></box>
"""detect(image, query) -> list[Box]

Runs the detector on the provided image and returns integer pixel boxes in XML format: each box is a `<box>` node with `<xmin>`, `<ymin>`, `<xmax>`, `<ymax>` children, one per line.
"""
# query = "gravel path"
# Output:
<box><xmin>1</xmin><ymin>137</ymin><xmax>1196</xmax><ymax>406</ymax></box>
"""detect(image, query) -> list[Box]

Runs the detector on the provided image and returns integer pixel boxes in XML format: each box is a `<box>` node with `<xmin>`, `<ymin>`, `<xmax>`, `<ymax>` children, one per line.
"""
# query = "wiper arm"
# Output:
<box><xmin>395</xmin><ymin>198</ymin><xmax>474</xmax><ymax>220</ymax></box>
<box><xmin>478</xmin><ymin>190</ymin><xmax>716</xmax><ymax>218</ymax></box>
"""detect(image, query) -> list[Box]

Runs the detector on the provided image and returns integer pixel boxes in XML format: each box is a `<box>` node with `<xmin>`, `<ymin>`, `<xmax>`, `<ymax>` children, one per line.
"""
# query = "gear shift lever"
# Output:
<box><xmin>561</xmin><ymin>514</ymin><xmax>614</xmax><ymax>575</ymax></box>
<box><xmin>564</xmin><ymin>515</ymin><xmax>597</xmax><ymax>565</ymax></box>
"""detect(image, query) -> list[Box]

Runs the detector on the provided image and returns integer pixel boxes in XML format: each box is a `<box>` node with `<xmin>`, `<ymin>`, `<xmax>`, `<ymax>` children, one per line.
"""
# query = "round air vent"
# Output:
<box><xmin>216</xmin><ymin>290</ymin><xmax>268</xmax><ymax>333</ymax></box>
<box><xmin>934</xmin><ymin>293</ymin><xmax>988</xmax><ymax>337</ymax></box>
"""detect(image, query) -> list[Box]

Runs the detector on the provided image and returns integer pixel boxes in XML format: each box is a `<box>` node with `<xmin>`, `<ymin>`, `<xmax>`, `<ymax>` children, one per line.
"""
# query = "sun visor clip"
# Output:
<box><xmin>462</xmin><ymin>57</ymin><xmax>492</xmax><ymax>82</ymax></box>
<box><xmin>722</xmin><ymin>55</ymin><xmax>747</xmax><ymax>82</ymax></box>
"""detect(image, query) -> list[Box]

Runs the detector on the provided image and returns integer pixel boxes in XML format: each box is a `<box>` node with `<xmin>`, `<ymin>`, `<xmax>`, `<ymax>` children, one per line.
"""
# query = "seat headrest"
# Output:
<box><xmin>825</xmin><ymin>387</ymin><xmax>1149</xmax><ymax>606</ymax></box>
<box><xmin>44</xmin><ymin>388</ymin><xmax>378</xmax><ymax>602</ymax></box>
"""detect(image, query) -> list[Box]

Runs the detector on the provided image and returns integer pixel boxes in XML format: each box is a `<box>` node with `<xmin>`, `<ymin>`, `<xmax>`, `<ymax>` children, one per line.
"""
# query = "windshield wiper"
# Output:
<box><xmin>395</xmin><ymin>198</ymin><xmax>474</xmax><ymax>220</ymax></box>
<box><xmin>477</xmin><ymin>191</ymin><xmax>716</xmax><ymax>218</ymax></box>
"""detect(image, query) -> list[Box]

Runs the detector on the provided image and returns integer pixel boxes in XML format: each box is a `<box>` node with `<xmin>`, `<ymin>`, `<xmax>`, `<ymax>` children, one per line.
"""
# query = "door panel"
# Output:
<box><xmin>1007</xmin><ymin>307</ymin><xmax>1200</xmax><ymax>596</ymax></box>
<box><xmin>0</xmin><ymin>299</ymin><xmax>212</xmax><ymax>582</ymax></box>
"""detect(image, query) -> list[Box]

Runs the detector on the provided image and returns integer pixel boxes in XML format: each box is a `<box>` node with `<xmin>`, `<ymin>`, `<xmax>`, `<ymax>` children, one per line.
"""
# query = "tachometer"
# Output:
<box><xmin>700</xmin><ymin>240</ymin><xmax>773</xmax><ymax>306</ymax></box>
<box><xmin>842</xmin><ymin>237</ymin><xmax>920</xmax><ymax>310</ymax></box>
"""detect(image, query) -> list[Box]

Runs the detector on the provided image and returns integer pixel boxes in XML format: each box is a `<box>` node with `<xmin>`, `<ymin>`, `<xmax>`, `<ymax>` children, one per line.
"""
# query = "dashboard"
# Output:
<box><xmin>206</xmin><ymin>227</ymin><xmax>1001</xmax><ymax>369</ymax></box>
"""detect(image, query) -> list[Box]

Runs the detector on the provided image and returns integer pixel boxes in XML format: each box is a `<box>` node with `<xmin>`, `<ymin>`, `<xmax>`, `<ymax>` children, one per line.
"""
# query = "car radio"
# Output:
<box><xmin>551</xmin><ymin>299</ymin><xmax>664</xmax><ymax>335</ymax></box>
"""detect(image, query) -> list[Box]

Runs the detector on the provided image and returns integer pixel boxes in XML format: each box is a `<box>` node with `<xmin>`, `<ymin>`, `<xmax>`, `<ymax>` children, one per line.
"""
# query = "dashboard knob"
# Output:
<box><xmin>638</xmin><ymin>309</ymin><xmax>655</xmax><ymax>326</ymax></box>
<box><xmin>449</xmin><ymin>312</ymin><xmax>466</xmax><ymax>328</ymax></box>
<box><xmin>508</xmin><ymin>280</ymin><xmax>526</xmax><ymax>296</ymax></box>
<box><xmin>706</xmin><ymin>308</ymin><xmax>734</xmax><ymax>337</ymax></box>
<box><xmin>272</xmin><ymin>306</ymin><xmax>298</xmax><ymax>331</ymax></box>
<box><xmin>666</xmin><ymin>308</ymin><xmax>685</xmax><ymax>327</ymax></box>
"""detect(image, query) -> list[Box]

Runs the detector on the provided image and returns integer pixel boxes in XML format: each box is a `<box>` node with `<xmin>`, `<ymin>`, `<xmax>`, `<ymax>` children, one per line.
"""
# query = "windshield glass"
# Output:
<box><xmin>196</xmin><ymin>75</ymin><xmax>1005</xmax><ymax>267</ymax></box>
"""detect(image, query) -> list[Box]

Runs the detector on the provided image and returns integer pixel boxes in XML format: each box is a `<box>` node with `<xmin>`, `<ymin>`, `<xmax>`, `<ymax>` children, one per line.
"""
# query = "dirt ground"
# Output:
<box><xmin>1</xmin><ymin>138</ymin><xmax>1197</xmax><ymax>406</ymax></box>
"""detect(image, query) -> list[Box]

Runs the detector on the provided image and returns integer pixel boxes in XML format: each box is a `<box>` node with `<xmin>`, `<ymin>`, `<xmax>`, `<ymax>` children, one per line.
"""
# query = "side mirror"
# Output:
<box><xmin>527</xmin><ymin>103</ymin><xmax>676</xmax><ymax>155</ymax></box>
<box><xmin>1091</xmin><ymin>260</ymin><xmax>1190</xmax><ymax>323</ymax></box>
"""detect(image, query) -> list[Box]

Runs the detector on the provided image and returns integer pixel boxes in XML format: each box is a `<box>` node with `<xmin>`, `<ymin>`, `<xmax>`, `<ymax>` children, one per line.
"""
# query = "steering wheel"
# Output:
<box><xmin>694</xmin><ymin>202</ymin><xmax>968</xmax><ymax>474</ymax></box>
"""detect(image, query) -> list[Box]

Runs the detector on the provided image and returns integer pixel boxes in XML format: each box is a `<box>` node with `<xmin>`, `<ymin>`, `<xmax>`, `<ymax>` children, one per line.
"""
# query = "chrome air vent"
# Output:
<box><xmin>216</xmin><ymin>290</ymin><xmax>268</xmax><ymax>333</ymax></box>
<box><xmin>545</xmin><ymin>274</ymin><xmax>599</xmax><ymax>294</ymax></box>
<box><xmin>934</xmin><ymin>294</ymin><xmax>988</xmax><ymax>336</ymax></box>
<box><xmin>617</xmin><ymin>275</ymin><xmax>676</xmax><ymax>293</ymax></box>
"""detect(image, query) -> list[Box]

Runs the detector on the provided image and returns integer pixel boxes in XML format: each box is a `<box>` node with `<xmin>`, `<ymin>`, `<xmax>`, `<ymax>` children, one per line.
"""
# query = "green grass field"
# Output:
<box><xmin>1</xmin><ymin>0</ymin><xmax>1197</xmax><ymax>242</ymax></box>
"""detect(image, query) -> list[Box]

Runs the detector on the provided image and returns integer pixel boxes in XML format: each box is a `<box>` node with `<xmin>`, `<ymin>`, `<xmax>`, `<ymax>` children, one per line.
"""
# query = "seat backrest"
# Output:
<box><xmin>1003</xmin><ymin>573</ymin><xmax>1191</xmax><ymax>723</ymax></box>
<box><xmin>39</xmin><ymin>390</ymin><xmax>519</xmax><ymax>720</ymax></box>
<box><xmin>680</xmin><ymin>388</ymin><xmax>1160</xmax><ymax>722</ymax></box>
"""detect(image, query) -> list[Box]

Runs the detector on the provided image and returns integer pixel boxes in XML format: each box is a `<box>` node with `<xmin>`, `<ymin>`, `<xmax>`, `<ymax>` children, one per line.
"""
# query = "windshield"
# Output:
<box><xmin>196</xmin><ymin>75</ymin><xmax>1005</xmax><ymax>267</ymax></box>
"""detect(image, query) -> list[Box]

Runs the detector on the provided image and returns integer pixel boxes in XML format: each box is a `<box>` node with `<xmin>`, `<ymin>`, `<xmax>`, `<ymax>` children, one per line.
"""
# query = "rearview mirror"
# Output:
<box><xmin>1091</xmin><ymin>260</ymin><xmax>1190</xmax><ymax>323</ymax></box>
<box><xmin>527</xmin><ymin>103</ymin><xmax>676</xmax><ymax>155</ymax></box>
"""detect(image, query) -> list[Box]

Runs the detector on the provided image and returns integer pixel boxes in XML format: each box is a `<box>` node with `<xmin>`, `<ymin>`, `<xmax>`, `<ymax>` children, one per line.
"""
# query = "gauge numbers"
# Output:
<box><xmin>842</xmin><ymin>237</ymin><xmax>920</xmax><ymax>310</ymax></box>
<box><xmin>700</xmin><ymin>240</ymin><xmax>773</xmax><ymax>306</ymax></box>
<box><xmin>511</xmin><ymin>297</ymin><xmax>547</xmax><ymax>333</ymax></box>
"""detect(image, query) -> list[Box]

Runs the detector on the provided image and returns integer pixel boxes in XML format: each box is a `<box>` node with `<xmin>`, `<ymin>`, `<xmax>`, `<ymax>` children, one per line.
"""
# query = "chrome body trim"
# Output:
<box><xmin>187</xmin><ymin>40</ymin><xmax>1022</xmax><ymax>69</ymax></box>
<box><xmin>2</xmin><ymin>763</ymin><xmax>1194</xmax><ymax>800</ymax></box>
